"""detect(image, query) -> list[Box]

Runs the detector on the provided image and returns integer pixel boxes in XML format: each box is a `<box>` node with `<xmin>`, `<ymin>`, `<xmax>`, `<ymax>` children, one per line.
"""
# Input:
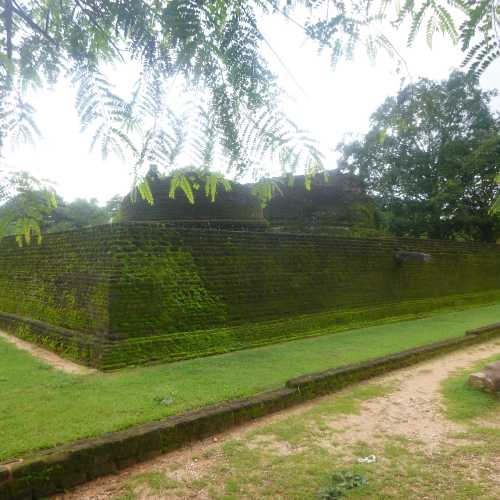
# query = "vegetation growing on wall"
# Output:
<box><xmin>110</xmin><ymin>245</ymin><xmax>228</xmax><ymax>337</ymax></box>
<box><xmin>0</xmin><ymin>223</ymin><xmax>500</xmax><ymax>368</ymax></box>
<box><xmin>2</xmin><ymin>304</ymin><xmax>500</xmax><ymax>464</ymax></box>
<box><xmin>0</xmin><ymin>228</ymin><xmax>111</xmax><ymax>335</ymax></box>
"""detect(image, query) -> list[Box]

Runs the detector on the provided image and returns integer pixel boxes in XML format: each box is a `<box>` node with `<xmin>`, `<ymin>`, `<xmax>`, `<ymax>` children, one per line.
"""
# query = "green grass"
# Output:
<box><xmin>1</xmin><ymin>303</ymin><xmax>500</xmax><ymax>462</ymax></box>
<box><xmin>249</xmin><ymin>383</ymin><xmax>396</xmax><ymax>446</ymax></box>
<box><xmin>113</xmin><ymin>473</ymin><xmax>181</xmax><ymax>500</ymax></box>
<box><xmin>113</xmin><ymin>380</ymin><xmax>498</xmax><ymax>500</ymax></box>
<box><xmin>441</xmin><ymin>354</ymin><xmax>500</xmax><ymax>422</ymax></box>
<box><xmin>441</xmin><ymin>351</ymin><xmax>500</xmax><ymax>453</ymax></box>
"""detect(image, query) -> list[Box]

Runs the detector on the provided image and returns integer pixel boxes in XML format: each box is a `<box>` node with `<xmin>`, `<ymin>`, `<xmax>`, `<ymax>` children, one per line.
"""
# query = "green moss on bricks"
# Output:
<box><xmin>10</xmin><ymin>322</ymin><xmax>98</xmax><ymax>365</ymax></box>
<box><xmin>98</xmin><ymin>289</ymin><xmax>500</xmax><ymax>369</ymax></box>
<box><xmin>0</xmin><ymin>223</ymin><xmax>500</xmax><ymax>367</ymax></box>
<box><xmin>110</xmin><ymin>245</ymin><xmax>227</xmax><ymax>337</ymax></box>
<box><xmin>0</xmin><ymin>231</ymin><xmax>111</xmax><ymax>336</ymax></box>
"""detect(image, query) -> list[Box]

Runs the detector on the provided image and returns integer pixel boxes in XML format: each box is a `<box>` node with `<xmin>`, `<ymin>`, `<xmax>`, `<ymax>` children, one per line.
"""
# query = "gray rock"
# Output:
<box><xmin>468</xmin><ymin>361</ymin><xmax>500</xmax><ymax>393</ymax></box>
<box><xmin>394</xmin><ymin>251</ymin><xmax>432</xmax><ymax>263</ymax></box>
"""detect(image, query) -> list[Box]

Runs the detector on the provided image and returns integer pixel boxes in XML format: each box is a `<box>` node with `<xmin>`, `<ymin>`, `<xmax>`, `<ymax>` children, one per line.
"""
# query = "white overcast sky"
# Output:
<box><xmin>3</xmin><ymin>11</ymin><xmax>500</xmax><ymax>204</ymax></box>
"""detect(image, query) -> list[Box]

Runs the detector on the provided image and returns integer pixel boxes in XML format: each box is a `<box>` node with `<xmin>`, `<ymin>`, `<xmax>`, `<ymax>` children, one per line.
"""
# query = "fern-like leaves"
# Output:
<box><xmin>0</xmin><ymin>170</ymin><xmax>57</xmax><ymax>245</ymax></box>
<box><xmin>73</xmin><ymin>66</ymin><xmax>136</xmax><ymax>161</ymax></box>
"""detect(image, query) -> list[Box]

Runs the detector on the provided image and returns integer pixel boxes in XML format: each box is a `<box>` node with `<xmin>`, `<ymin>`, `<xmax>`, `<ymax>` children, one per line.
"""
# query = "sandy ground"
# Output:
<box><xmin>54</xmin><ymin>339</ymin><xmax>500</xmax><ymax>499</ymax></box>
<box><xmin>0</xmin><ymin>330</ymin><xmax>95</xmax><ymax>375</ymax></box>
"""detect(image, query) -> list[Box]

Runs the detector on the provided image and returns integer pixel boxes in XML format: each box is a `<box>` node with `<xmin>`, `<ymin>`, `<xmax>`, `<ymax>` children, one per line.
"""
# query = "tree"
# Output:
<box><xmin>0</xmin><ymin>1</ymin><xmax>499</xmax><ymax>241</ymax></box>
<box><xmin>338</xmin><ymin>71</ymin><xmax>500</xmax><ymax>242</ymax></box>
<box><xmin>44</xmin><ymin>197</ymin><xmax>112</xmax><ymax>232</ymax></box>
<box><xmin>105</xmin><ymin>194</ymin><xmax>124</xmax><ymax>223</ymax></box>
<box><xmin>0</xmin><ymin>0</ymin><xmax>325</xmax><ymax>180</ymax></box>
<box><xmin>1</xmin><ymin>1</ymin><xmax>498</xmax><ymax>175</ymax></box>
<box><xmin>0</xmin><ymin>191</ymin><xmax>120</xmax><ymax>235</ymax></box>
<box><xmin>0</xmin><ymin>171</ymin><xmax>56</xmax><ymax>244</ymax></box>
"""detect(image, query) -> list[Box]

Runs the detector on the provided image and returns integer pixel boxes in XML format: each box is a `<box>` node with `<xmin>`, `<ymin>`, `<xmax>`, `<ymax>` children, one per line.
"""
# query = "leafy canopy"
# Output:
<box><xmin>338</xmin><ymin>71</ymin><xmax>500</xmax><ymax>241</ymax></box>
<box><xmin>0</xmin><ymin>190</ymin><xmax>123</xmax><ymax>236</ymax></box>
<box><xmin>0</xmin><ymin>1</ymin><xmax>327</xmax><ymax>184</ymax></box>
<box><xmin>1</xmin><ymin>1</ymin><xmax>498</xmax><ymax>175</ymax></box>
<box><xmin>0</xmin><ymin>0</ymin><xmax>499</xmax><ymax>241</ymax></box>
<box><xmin>0</xmin><ymin>171</ymin><xmax>56</xmax><ymax>245</ymax></box>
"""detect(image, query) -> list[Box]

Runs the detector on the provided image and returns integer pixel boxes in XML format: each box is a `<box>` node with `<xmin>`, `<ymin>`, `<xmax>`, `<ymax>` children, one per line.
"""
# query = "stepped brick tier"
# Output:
<box><xmin>263</xmin><ymin>171</ymin><xmax>379</xmax><ymax>235</ymax></box>
<box><xmin>1</xmin><ymin>223</ymin><xmax>500</xmax><ymax>369</ymax></box>
<box><xmin>121</xmin><ymin>175</ymin><xmax>267</xmax><ymax>230</ymax></box>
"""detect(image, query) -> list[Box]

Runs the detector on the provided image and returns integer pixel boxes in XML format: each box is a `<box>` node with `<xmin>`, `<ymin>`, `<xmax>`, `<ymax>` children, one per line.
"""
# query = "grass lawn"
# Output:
<box><xmin>441</xmin><ymin>353</ymin><xmax>500</xmax><ymax>422</ymax></box>
<box><xmin>2</xmin><ymin>303</ymin><xmax>500</xmax><ymax>462</ymax></box>
<box><xmin>108</xmin><ymin>342</ymin><xmax>500</xmax><ymax>500</ymax></box>
<box><xmin>100</xmin><ymin>362</ymin><xmax>500</xmax><ymax>500</ymax></box>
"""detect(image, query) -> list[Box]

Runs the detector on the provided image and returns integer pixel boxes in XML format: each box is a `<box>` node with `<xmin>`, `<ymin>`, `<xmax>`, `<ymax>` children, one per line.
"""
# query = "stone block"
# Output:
<box><xmin>469</xmin><ymin>361</ymin><xmax>500</xmax><ymax>393</ymax></box>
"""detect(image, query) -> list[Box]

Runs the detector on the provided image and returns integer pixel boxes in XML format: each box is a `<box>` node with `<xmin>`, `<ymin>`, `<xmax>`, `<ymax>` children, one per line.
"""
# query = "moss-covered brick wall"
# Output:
<box><xmin>0</xmin><ymin>227</ymin><xmax>115</xmax><ymax>364</ymax></box>
<box><xmin>1</xmin><ymin>223</ymin><xmax>500</xmax><ymax>368</ymax></box>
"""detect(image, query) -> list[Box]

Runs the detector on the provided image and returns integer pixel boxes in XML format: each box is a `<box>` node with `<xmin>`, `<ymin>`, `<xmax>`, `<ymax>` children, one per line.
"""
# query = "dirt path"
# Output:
<box><xmin>0</xmin><ymin>330</ymin><xmax>96</xmax><ymax>375</ymax></box>
<box><xmin>55</xmin><ymin>339</ymin><xmax>500</xmax><ymax>499</ymax></box>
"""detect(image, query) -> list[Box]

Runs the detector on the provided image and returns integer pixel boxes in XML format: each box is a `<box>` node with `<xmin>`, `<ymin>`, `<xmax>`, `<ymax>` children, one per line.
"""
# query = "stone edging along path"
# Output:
<box><xmin>2</xmin><ymin>323</ymin><xmax>500</xmax><ymax>500</ymax></box>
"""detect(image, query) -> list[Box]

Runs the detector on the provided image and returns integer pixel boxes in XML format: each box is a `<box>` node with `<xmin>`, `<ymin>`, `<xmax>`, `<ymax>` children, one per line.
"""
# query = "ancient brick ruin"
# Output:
<box><xmin>1</xmin><ymin>173</ymin><xmax>499</xmax><ymax>369</ymax></box>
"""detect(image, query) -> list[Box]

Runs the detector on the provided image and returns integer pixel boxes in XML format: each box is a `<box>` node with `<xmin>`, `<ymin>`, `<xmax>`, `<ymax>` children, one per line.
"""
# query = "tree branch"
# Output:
<box><xmin>11</xmin><ymin>0</ymin><xmax>58</xmax><ymax>46</ymax></box>
<box><xmin>74</xmin><ymin>0</ymin><xmax>124</xmax><ymax>62</ymax></box>
<box><xmin>3</xmin><ymin>0</ymin><xmax>13</xmax><ymax>60</ymax></box>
